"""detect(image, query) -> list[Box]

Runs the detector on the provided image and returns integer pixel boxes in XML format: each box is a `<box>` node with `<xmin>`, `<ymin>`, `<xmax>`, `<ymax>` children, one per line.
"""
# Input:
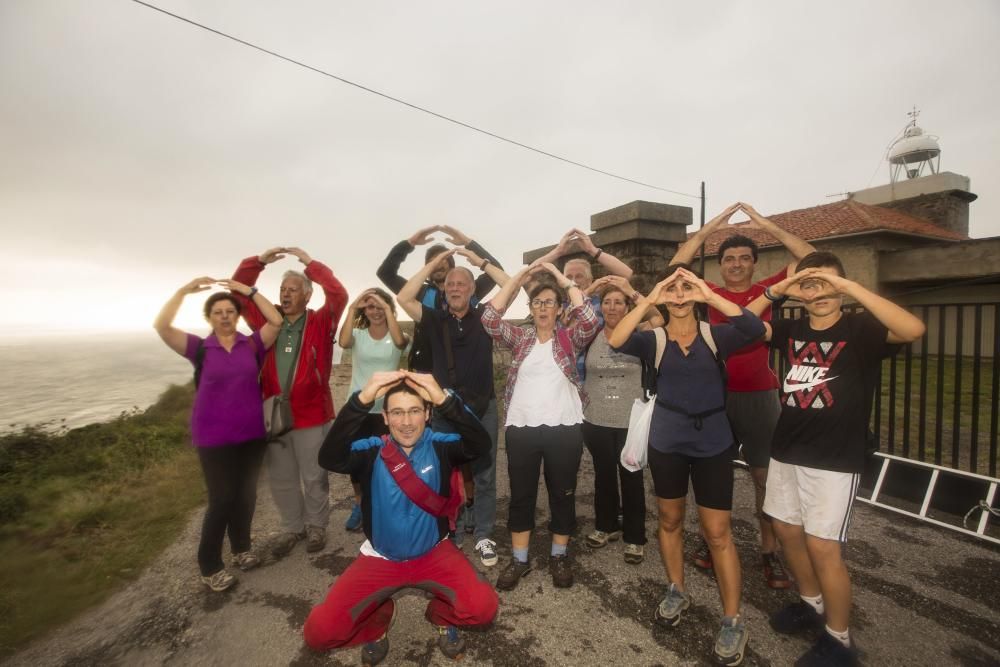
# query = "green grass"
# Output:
<box><xmin>873</xmin><ymin>354</ymin><xmax>998</xmax><ymax>476</ymax></box>
<box><xmin>0</xmin><ymin>384</ymin><xmax>205</xmax><ymax>657</ymax></box>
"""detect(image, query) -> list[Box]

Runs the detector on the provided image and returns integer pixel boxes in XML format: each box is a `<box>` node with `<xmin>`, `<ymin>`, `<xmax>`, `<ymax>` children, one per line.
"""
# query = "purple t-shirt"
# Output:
<box><xmin>184</xmin><ymin>331</ymin><xmax>266</xmax><ymax>447</ymax></box>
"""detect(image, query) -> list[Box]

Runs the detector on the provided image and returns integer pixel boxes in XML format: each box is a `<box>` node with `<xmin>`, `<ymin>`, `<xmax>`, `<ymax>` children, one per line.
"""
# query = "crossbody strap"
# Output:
<box><xmin>378</xmin><ymin>437</ymin><xmax>463</xmax><ymax>523</ymax></box>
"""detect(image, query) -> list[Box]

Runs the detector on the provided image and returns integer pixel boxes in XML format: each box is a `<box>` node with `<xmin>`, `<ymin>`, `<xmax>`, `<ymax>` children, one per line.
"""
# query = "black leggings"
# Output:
<box><xmin>648</xmin><ymin>446</ymin><xmax>734</xmax><ymax>511</ymax></box>
<box><xmin>196</xmin><ymin>439</ymin><xmax>267</xmax><ymax>576</ymax></box>
<box><xmin>505</xmin><ymin>424</ymin><xmax>583</xmax><ymax>535</ymax></box>
<box><xmin>582</xmin><ymin>422</ymin><xmax>647</xmax><ymax>545</ymax></box>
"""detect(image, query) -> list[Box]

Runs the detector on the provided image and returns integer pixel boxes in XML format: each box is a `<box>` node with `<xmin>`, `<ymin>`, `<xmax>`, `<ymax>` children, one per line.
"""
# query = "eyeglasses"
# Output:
<box><xmin>530</xmin><ymin>299</ymin><xmax>558</xmax><ymax>309</ymax></box>
<box><xmin>386</xmin><ymin>407</ymin><xmax>426</xmax><ymax>420</ymax></box>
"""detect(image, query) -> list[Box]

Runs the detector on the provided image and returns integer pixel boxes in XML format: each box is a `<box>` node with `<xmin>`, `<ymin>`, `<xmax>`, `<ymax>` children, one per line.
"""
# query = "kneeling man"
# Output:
<box><xmin>304</xmin><ymin>370</ymin><xmax>498</xmax><ymax>664</ymax></box>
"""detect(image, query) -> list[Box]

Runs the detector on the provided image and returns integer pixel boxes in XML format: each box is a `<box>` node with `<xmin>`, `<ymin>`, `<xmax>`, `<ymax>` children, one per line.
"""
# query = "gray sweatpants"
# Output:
<box><xmin>266</xmin><ymin>421</ymin><xmax>332</xmax><ymax>533</ymax></box>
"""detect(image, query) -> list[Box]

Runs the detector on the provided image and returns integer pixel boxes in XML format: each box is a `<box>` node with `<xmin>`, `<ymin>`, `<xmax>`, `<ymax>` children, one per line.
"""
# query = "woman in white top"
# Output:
<box><xmin>337</xmin><ymin>287</ymin><xmax>409</xmax><ymax>531</ymax></box>
<box><xmin>481</xmin><ymin>263</ymin><xmax>600</xmax><ymax>591</ymax></box>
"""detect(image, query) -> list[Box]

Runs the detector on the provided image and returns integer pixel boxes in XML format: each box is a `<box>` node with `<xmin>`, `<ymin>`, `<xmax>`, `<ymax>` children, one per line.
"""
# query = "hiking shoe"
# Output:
<box><xmin>692</xmin><ymin>538</ymin><xmax>713</xmax><ymax>570</ymax></box>
<box><xmin>496</xmin><ymin>558</ymin><xmax>532</xmax><ymax>591</ymax></box>
<box><xmin>714</xmin><ymin>616</ymin><xmax>749</xmax><ymax>666</ymax></box>
<box><xmin>623</xmin><ymin>543</ymin><xmax>644</xmax><ymax>564</ymax></box>
<box><xmin>794</xmin><ymin>632</ymin><xmax>859</xmax><ymax>666</ymax></box>
<box><xmin>271</xmin><ymin>531</ymin><xmax>305</xmax><ymax>558</ymax></box>
<box><xmin>475</xmin><ymin>538</ymin><xmax>499</xmax><ymax>567</ymax></box>
<box><xmin>361</xmin><ymin>602</ymin><xmax>397</xmax><ymax>666</ymax></box>
<box><xmin>345</xmin><ymin>503</ymin><xmax>363</xmax><ymax>531</ymax></box>
<box><xmin>654</xmin><ymin>583</ymin><xmax>691</xmax><ymax>627</ymax></box>
<box><xmin>585</xmin><ymin>529</ymin><xmax>623</xmax><ymax>548</ymax></box>
<box><xmin>232</xmin><ymin>551</ymin><xmax>259</xmax><ymax>571</ymax></box>
<box><xmin>436</xmin><ymin>625</ymin><xmax>466</xmax><ymax>660</ymax></box>
<box><xmin>306</xmin><ymin>525</ymin><xmax>326</xmax><ymax>553</ymax></box>
<box><xmin>549</xmin><ymin>553</ymin><xmax>574</xmax><ymax>588</ymax></box>
<box><xmin>201</xmin><ymin>568</ymin><xmax>236</xmax><ymax>592</ymax></box>
<box><xmin>762</xmin><ymin>552</ymin><xmax>792</xmax><ymax>589</ymax></box>
<box><xmin>770</xmin><ymin>600</ymin><xmax>824</xmax><ymax>635</ymax></box>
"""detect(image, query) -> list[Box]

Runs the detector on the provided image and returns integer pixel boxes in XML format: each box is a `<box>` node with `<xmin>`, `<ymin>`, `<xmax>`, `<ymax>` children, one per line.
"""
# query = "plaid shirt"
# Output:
<box><xmin>481</xmin><ymin>300</ymin><xmax>601</xmax><ymax>413</ymax></box>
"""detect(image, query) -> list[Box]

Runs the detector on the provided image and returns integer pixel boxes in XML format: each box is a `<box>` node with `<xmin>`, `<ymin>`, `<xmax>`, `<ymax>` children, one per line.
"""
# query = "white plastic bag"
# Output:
<box><xmin>621</xmin><ymin>397</ymin><xmax>655</xmax><ymax>472</ymax></box>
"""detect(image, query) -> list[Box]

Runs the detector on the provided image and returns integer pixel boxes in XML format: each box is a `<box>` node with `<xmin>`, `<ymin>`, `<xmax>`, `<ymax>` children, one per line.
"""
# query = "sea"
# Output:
<box><xmin>0</xmin><ymin>332</ymin><xmax>196</xmax><ymax>432</ymax></box>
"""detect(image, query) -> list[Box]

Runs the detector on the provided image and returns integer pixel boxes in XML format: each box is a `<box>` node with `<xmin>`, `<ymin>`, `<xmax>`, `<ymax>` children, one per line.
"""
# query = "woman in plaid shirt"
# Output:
<box><xmin>481</xmin><ymin>262</ymin><xmax>600</xmax><ymax>591</ymax></box>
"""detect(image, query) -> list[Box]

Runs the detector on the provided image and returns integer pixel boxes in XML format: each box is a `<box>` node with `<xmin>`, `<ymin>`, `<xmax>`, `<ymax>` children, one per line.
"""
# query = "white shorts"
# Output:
<box><xmin>762</xmin><ymin>458</ymin><xmax>860</xmax><ymax>543</ymax></box>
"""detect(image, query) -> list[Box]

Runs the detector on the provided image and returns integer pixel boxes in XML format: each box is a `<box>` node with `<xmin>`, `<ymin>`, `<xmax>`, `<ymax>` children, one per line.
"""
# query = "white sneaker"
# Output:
<box><xmin>474</xmin><ymin>538</ymin><xmax>498</xmax><ymax>567</ymax></box>
<box><xmin>201</xmin><ymin>568</ymin><xmax>236</xmax><ymax>592</ymax></box>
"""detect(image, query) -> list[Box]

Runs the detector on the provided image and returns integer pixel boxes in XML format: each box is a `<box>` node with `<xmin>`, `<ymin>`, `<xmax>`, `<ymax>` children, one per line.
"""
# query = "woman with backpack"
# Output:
<box><xmin>481</xmin><ymin>262</ymin><xmax>600</xmax><ymax>591</ymax></box>
<box><xmin>608</xmin><ymin>264</ymin><xmax>764</xmax><ymax>667</ymax></box>
<box><xmin>154</xmin><ymin>276</ymin><xmax>282</xmax><ymax>592</ymax></box>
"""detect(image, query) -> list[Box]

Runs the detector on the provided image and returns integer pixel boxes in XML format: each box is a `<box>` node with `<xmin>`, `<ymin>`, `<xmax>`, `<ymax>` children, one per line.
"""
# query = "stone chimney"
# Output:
<box><xmin>848</xmin><ymin>172</ymin><xmax>977</xmax><ymax>237</ymax></box>
<box><xmin>523</xmin><ymin>200</ymin><xmax>692</xmax><ymax>294</ymax></box>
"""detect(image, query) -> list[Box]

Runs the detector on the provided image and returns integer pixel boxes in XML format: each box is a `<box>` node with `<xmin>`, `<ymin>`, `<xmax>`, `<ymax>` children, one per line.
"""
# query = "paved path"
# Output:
<box><xmin>10</xmin><ymin>368</ymin><xmax>1000</xmax><ymax>666</ymax></box>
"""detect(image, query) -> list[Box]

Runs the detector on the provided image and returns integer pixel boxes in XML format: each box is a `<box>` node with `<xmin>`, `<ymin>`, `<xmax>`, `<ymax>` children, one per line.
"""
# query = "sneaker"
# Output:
<box><xmin>462</xmin><ymin>503</ymin><xmax>475</xmax><ymax>535</ymax></box>
<box><xmin>306</xmin><ymin>525</ymin><xmax>327</xmax><ymax>553</ymax></box>
<box><xmin>345</xmin><ymin>502</ymin><xmax>363</xmax><ymax>531</ymax></box>
<box><xmin>271</xmin><ymin>531</ymin><xmax>305</xmax><ymax>558</ymax></box>
<box><xmin>474</xmin><ymin>538</ymin><xmax>499</xmax><ymax>567</ymax></box>
<box><xmin>436</xmin><ymin>625</ymin><xmax>466</xmax><ymax>660</ymax></box>
<box><xmin>770</xmin><ymin>600</ymin><xmax>823</xmax><ymax>635</ymax></box>
<box><xmin>623</xmin><ymin>543</ymin><xmax>644</xmax><ymax>564</ymax></box>
<box><xmin>232</xmin><ymin>551</ymin><xmax>259</xmax><ymax>571</ymax></box>
<box><xmin>794</xmin><ymin>632</ymin><xmax>859</xmax><ymax>666</ymax></box>
<box><xmin>361</xmin><ymin>602</ymin><xmax>397</xmax><ymax>666</ymax></box>
<box><xmin>714</xmin><ymin>616</ymin><xmax>749</xmax><ymax>666</ymax></box>
<box><xmin>549</xmin><ymin>553</ymin><xmax>574</xmax><ymax>588</ymax></box>
<box><xmin>585</xmin><ymin>529</ymin><xmax>623</xmax><ymax>549</ymax></box>
<box><xmin>692</xmin><ymin>538</ymin><xmax>714</xmax><ymax>570</ymax></box>
<box><xmin>496</xmin><ymin>558</ymin><xmax>532</xmax><ymax>591</ymax></box>
<box><xmin>200</xmin><ymin>568</ymin><xmax>236</xmax><ymax>592</ymax></box>
<box><xmin>654</xmin><ymin>583</ymin><xmax>691</xmax><ymax>627</ymax></box>
<box><xmin>762</xmin><ymin>552</ymin><xmax>792</xmax><ymax>589</ymax></box>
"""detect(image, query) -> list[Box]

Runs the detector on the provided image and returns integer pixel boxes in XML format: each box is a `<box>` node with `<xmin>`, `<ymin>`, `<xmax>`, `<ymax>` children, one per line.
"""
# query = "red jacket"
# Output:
<box><xmin>232</xmin><ymin>256</ymin><xmax>349</xmax><ymax>429</ymax></box>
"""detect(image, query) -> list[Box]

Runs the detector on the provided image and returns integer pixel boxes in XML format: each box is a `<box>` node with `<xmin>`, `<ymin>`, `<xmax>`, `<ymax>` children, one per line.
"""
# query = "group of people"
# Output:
<box><xmin>154</xmin><ymin>207</ymin><xmax>926</xmax><ymax>667</ymax></box>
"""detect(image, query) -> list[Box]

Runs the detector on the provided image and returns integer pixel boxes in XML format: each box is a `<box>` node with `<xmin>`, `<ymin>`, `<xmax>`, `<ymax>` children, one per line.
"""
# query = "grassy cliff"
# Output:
<box><xmin>0</xmin><ymin>384</ymin><xmax>205</xmax><ymax>656</ymax></box>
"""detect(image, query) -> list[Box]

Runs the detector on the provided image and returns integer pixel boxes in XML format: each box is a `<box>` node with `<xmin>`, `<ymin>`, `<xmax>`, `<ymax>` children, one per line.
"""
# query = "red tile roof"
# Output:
<box><xmin>691</xmin><ymin>200</ymin><xmax>967</xmax><ymax>255</ymax></box>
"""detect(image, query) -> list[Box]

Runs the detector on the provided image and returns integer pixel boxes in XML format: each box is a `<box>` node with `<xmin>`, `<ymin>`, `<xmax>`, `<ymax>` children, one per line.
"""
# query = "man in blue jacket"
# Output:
<box><xmin>303</xmin><ymin>370</ymin><xmax>498</xmax><ymax>665</ymax></box>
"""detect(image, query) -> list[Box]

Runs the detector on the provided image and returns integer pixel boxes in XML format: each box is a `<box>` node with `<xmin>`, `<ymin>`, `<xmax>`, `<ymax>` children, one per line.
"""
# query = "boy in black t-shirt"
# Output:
<box><xmin>747</xmin><ymin>252</ymin><xmax>925</xmax><ymax>666</ymax></box>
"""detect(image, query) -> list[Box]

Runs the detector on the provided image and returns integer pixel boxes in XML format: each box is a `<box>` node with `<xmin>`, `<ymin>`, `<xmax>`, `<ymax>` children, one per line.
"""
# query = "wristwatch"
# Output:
<box><xmin>247</xmin><ymin>286</ymin><xmax>259</xmax><ymax>299</ymax></box>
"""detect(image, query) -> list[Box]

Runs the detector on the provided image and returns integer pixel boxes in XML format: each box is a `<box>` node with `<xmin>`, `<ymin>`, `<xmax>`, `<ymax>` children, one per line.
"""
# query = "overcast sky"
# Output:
<box><xmin>2</xmin><ymin>0</ymin><xmax>998</xmax><ymax>335</ymax></box>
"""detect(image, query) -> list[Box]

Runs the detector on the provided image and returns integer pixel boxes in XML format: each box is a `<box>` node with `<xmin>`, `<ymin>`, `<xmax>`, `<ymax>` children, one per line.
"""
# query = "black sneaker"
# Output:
<box><xmin>794</xmin><ymin>631</ymin><xmax>859</xmax><ymax>666</ymax></box>
<box><xmin>360</xmin><ymin>602</ymin><xmax>397</xmax><ymax>666</ymax></box>
<box><xmin>436</xmin><ymin>624</ymin><xmax>466</xmax><ymax>660</ymax></box>
<box><xmin>770</xmin><ymin>600</ymin><xmax>823</xmax><ymax>635</ymax></box>
<box><xmin>549</xmin><ymin>553</ymin><xmax>574</xmax><ymax>588</ymax></box>
<box><xmin>496</xmin><ymin>558</ymin><xmax>532</xmax><ymax>591</ymax></box>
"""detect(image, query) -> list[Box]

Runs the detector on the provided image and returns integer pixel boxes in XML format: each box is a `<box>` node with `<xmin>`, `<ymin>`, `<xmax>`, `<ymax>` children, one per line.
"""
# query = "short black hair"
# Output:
<box><xmin>383</xmin><ymin>383</ymin><xmax>428</xmax><ymax>410</ymax></box>
<box><xmin>796</xmin><ymin>251</ymin><xmax>846</xmax><ymax>277</ymax></box>
<box><xmin>203</xmin><ymin>292</ymin><xmax>242</xmax><ymax>319</ymax></box>
<box><xmin>425</xmin><ymin>244</ymin><xmax>455</xmax><ymax>268</ymax></box>
<box><xmin>717</xmin><ymin>235</ymin><xmax>759</xmax><ymax>263</ymax></box>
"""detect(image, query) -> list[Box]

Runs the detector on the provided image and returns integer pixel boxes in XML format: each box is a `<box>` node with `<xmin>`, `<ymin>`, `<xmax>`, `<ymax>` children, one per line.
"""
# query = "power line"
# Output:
<box><xmin>128</xmin><ymin>0</ymin><xmax>700</xmax><ymax>200</ymax></box>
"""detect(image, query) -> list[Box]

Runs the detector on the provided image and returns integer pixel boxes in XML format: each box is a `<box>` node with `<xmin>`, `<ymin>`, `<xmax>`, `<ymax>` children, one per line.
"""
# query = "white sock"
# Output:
<box><xmin>825</xmin><ymin>625</ymin><xmax>851</xmax><ymax>648</ymax></box>
<box><xmin>801</xmin><ymin>593</ymin><xmax>825</xmax><ymax>615</ymax></box>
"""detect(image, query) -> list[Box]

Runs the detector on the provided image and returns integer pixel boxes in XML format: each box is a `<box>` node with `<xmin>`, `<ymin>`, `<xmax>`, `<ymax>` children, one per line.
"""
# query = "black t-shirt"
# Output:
<box><xmin>769</xmin><ymin>311</ymin><xmax>895</xmax><ymax>474</ymax></box>
<box><xmin>421</xmin><ymin>304</ymin><xmax>495</xmax><ymax>403</ymax></box>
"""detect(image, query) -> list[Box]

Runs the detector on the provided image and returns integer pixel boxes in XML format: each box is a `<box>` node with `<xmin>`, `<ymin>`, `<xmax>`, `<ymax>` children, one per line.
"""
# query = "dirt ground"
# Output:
<box><xmin>9</xmin><ymin>367</ymin><xmax>1000</xmax><ymax>666</ymax></box>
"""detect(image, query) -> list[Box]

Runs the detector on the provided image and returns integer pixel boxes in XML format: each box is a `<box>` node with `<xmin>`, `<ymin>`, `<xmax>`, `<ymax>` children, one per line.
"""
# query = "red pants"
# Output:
<box><xmin>303</xmin><ymin>539</ymin><xmax>498</xmax><ymax>651</ymax></box>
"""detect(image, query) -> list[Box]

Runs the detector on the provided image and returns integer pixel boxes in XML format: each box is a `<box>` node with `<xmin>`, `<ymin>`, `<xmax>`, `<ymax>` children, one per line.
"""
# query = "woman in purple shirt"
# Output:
<box><xmin>155</xmin><ymin>276</ymin><xmax>282</xmax><ymax>592</ymax></box>
<box><xmin>608</xmin><ymin>265</ymin><xmax>764</xmax><ymax>666</ymax></box>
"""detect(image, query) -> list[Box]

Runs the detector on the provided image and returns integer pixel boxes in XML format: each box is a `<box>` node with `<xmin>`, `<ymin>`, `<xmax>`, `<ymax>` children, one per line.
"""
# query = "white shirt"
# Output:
<box><xmin>505</xmin><ymin>339</ymin><xmax>583</xmax><ymax>427</ymax></box>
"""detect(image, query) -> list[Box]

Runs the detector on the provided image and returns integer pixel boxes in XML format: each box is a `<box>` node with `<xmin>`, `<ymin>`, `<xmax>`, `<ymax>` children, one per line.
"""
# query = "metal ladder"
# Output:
<box><xmin>857</xmin><ymin>452</ymin><xmax>1000</xmax><ymax>546</ymax></box>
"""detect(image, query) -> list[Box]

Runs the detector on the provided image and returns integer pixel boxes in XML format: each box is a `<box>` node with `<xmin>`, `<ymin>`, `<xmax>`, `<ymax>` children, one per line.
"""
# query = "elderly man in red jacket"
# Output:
<box><xmin>233</xmin><ymin>246</ymin><xmax>349</xmax><ymax>555</ymax></box>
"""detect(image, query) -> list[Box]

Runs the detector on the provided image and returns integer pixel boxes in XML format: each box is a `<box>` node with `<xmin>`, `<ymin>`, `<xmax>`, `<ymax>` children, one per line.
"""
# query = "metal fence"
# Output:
<box><xmin>774</xmin><ymin>302</ymin><xmax>1000</xmax><ymax>477</ymax></box>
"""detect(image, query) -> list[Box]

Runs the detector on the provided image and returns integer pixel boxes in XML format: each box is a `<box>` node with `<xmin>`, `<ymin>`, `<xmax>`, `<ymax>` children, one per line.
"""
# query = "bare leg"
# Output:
<box><xmin>805</xmin><ymin>534</ymin><xmax>852</xmax><ymax>632</ymax></box>
<box><xmin>772</xmin><ymin>519</ymin><xmax>820</xmax><ymax>597</ymax></box>
<box><xmin>656</xmin><ymin>497</ymin><xmax>687</xmax><ymax>589</ymax></box>
<box><xmin>698</xmin><ymin>505</ymin><xmax>742</xmax><ymax>617</ymax></box>
<box><xmin>750</xmin><ymin>467</ymin><xmax>777</xmax><ymax>553</ymax></box>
